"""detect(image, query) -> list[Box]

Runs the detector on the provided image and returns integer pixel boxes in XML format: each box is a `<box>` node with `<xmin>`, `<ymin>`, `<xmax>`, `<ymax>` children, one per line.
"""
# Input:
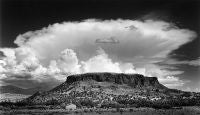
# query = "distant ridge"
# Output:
<box><xmin>0</xmin><ymin>85</ymin><xmax>52</xmax><ymax>95</ymax></box>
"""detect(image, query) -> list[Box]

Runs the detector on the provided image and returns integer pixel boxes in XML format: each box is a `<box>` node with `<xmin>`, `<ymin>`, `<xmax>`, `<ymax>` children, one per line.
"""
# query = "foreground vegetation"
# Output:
<box><xmin>0</xmin><ymin>94</ymin><xmax>200</xmax><ymax>111</ymax></box>
<box><xmin>0</xmin><ymin>106</ymin><xmax>200</xmax><ymax>115</ymax></box>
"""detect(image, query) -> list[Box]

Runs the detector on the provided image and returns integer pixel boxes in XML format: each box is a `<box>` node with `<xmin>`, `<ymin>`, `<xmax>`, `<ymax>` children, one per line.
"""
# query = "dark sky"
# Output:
<box><xmin>1</xmin><ymin>0</ymin><xmax>199</xmax><ymax>48</ymax></box>
<box><xmin>1</xmin><ymin>0</ymin><xmax>200</xmax><ymax>60</ymax></box>
<box><xmin>0</xmin><ymin>0</ymin><xmax>200</xmax><ymax>90</ymax></box>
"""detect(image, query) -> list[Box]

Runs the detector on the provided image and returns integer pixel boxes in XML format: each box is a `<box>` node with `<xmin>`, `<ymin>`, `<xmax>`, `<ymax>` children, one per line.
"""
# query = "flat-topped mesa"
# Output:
<box><xmin>26</xmin><ymin>72</ymin><xmax>171</xmax><ymax>104</ymax></box>
<box><xmin>65</xmin><ymin>72</ymin><xmax>167</xmax><ymax>89</ymax></box>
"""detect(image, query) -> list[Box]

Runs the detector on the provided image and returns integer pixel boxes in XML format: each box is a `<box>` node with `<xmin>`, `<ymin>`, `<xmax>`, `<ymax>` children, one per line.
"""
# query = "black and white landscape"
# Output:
<box><xmin>0</xmin><ymin>0</ymin><xmax>199</xmax><ymax>114</ymax></box>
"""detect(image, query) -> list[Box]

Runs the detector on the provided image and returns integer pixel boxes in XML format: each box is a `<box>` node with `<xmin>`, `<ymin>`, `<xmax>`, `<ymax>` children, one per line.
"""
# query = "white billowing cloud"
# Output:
<box><xmin>0</xmin><ymin>47</ymin><xmax>189</xmax><ymax>88</ymax></box>
<box><xmin>14</xmin><ymin>19</ymin><xmax>196</xmax><ymax>66</ymax></box>
<box><xmin>48</xmin><ymin>60</ymin><xmax>61</xmax><ymax>75</ymax></box>
<box><xmin>80</xmin><ymin>48</ymin><xmax>139</xmax><ymax>74</ymax></box>
<box><xmin>188</xmin><ymin>58</ymin><xmax>200</xmax><ymax>66</ymax></box>
<box><xmin>81</xmin><ymin>48</ymin><xmax>122</xmax><ymax>73</ymax></box>
<box><xmin>0</xmin><ymin>60</ymin><xmax>6</xmax><ymax>73</ymax></box>
<box><xmin>15</xmin><ymin>47</ymin><xmax>40</xmax><ymax>71</ymax></box>
<box><xmin>119</xmin><ymin>63</ymin><xmax>136</xmax><ymax>74</ymax></box>
<box><xmin>0</xmin><ymin>48</ymin><xmax>16</xmax><ymax>68</ymax></box>
<box><xmin>159</xmin><ymin>76</ymin><xmax>186</xmax><ymax>88</ymax></box>
<box><xmin>0</xmin><ymin>19</ymin><xmax>197</xmax><ymax>89</ymax></box>
<box><xmin>0</xmin><ymin>48</ymin><xmax>82</xmax><ymax>83</ymax></box>
<box><xmin>32</xmin><ymin>65</ymin><xmax>47</xmax><ymax>75</ymax></box>
<box><xmin>56</xmin><ymin>49</ymin><xmax>80</xmax><ymax>73</ymax></box>
<box><xmin>0</xmin><ymin>47</ymin><xmax>40</xmax><ymax>73</ymax></box>
<box><xmin>136</xmin><ymin>68</ymin><xmax>148</xmax><ymax>75</ymax></box>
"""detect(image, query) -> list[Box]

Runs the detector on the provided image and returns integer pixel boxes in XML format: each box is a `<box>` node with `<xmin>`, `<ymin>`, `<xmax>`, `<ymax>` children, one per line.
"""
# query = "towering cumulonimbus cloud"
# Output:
<box><xmin>13</xmin><ymin>19</ymin><xmax>196</xmax><ymax>65</ymax></box>
<box><xmin>0</xmin><ymin>19</ymin><xmax>197</xmax><ymax>88</ymax></box>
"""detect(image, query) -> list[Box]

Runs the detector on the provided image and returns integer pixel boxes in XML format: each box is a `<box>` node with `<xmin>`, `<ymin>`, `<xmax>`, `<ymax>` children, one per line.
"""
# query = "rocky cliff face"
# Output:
<box><xmin>65</xmin><ymin>72</ymin><xmax>167</xmax><ymax>89</ymax></box>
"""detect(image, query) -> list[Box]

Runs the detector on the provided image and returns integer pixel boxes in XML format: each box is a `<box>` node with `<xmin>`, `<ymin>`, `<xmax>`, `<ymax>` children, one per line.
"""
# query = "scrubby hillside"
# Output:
<box><xmin>24</xmin><ymin>73</ymin><xmax>200</xmax><ymax>109</ymax></box>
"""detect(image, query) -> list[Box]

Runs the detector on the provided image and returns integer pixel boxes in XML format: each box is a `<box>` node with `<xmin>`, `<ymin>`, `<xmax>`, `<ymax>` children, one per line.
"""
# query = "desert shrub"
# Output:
<box><xmin>84</xmin><ymin>109</ymin><xmax>88</xmax><ymax>113</ymax></box>
<box><xmin>75</xmin><ymin>111</ymin><xmax>79</xmax><ymax>114</ymax></box>
<box><xmin>0</xmin><ymin>100</ymin><xmax>14</xmax><ymax>107</ymax></box>
<box><xmin>73</xmin><ymin>101</ymin><xmax>82</xmax><ymax>108</ymax></box>
<box><xmin>181</xmin><ymin>92</ymin><xmax>191</xmax><ymax>97</ymax></box>
<box><xmin>79</xmin><ymin>99</ymin><xmax>95</xmax><ymax>107</ymax></box>
<box><xmin>133</xmin><ymin>99</ymin><xmax>152</xmax><ymax>107</ymax></box>
<box><xmin>117</xmin><ymin>98</ymin><xmax>139</xmax><ymax>105</ymax></box>
<box><xmin>0</xmin><ymin>106</ymin><xmax>4</xmax><ymax>110</ymax></box>
<box><xmin>151</xmin><ymin>101</ymin><xmax>171</xmax><ymax>109</ymax></box>
<box><xmin>14</xmin><ymin>100</ymin><xmax>33</xmax><ymax>106</ymax></box>
<box><xmin>179</xmin><ymin>98</ymin><xmax>199</xmax><ymax>106</ymax></box>
<box><xmin>117</xmin><ymin>98</ymin><xmax>173</xmax><ymax>109</ymax></box>
<box><xmin>101</xmin><ymin>102</ymin><xmax>125</xmax><ymax>108</ymax></box>
<box><xmin>45</xmin><ymin>99</ymin><xmax>60</xmax><ymax>105</ymax></box>
<box><xmin>0</xmin><ymin>105</ymin><xmax>10</xmax><ymax>110</ymax></box>
<box><xmin>119</xmin><ymin>109</ymin><xmax>123</xmax><ymax>114</ymax></box>
<box><xmin>26</xmin><ymin>105</ymin><xmax>47</xmax><ymax>109</ymax></box>
<box><xmin>129</xmin><ymin>108</ymin><xmax>133</xmax><ymax>112</ymax></box>
<box><xmin>116</xmin><ymin>107</ymin><xmax>120</xmax><ymax>112</ymax></box>
<box><xmin>166</xmin><ymin>98</ymin><xmax>195</xmax><ymax>107</ymax></box>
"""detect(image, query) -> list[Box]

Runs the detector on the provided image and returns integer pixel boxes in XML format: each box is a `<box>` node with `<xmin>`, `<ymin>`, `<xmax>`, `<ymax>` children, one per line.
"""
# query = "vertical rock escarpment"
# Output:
<box><xmin>65</xmin><ymin>72</ymin><xmax>167</xmax><ymax>89</ymax></box>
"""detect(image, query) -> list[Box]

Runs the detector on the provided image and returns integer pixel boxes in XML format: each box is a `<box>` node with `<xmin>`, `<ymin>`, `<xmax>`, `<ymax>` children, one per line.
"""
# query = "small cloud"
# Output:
<box><xmin>187</xmin><ymin>58</ymin><xmax>200</xmax><ymax>66</ymax></box>
<box><xmin>95</xmin><ymin>37</ymin><xmax>120</xmax><ymax>44</ymax></box>
<box><xmin>125</xmin><ymin>25</ymin><xmax>137</xmax><ymax>30</ymax></box>
<box><xmin>139</xmin><ymin>11</ymin><xmax>170</xmax><ymax>21</ymax></box>
<box><xmin>159</xmin><ymin>76</ymin><xmax>187</xmax><ymax>88</ymax></box>
<box><xmin>163</xmin><ymin>57</ymin><xmax>200</xmax><ymax>66</ymax></box>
